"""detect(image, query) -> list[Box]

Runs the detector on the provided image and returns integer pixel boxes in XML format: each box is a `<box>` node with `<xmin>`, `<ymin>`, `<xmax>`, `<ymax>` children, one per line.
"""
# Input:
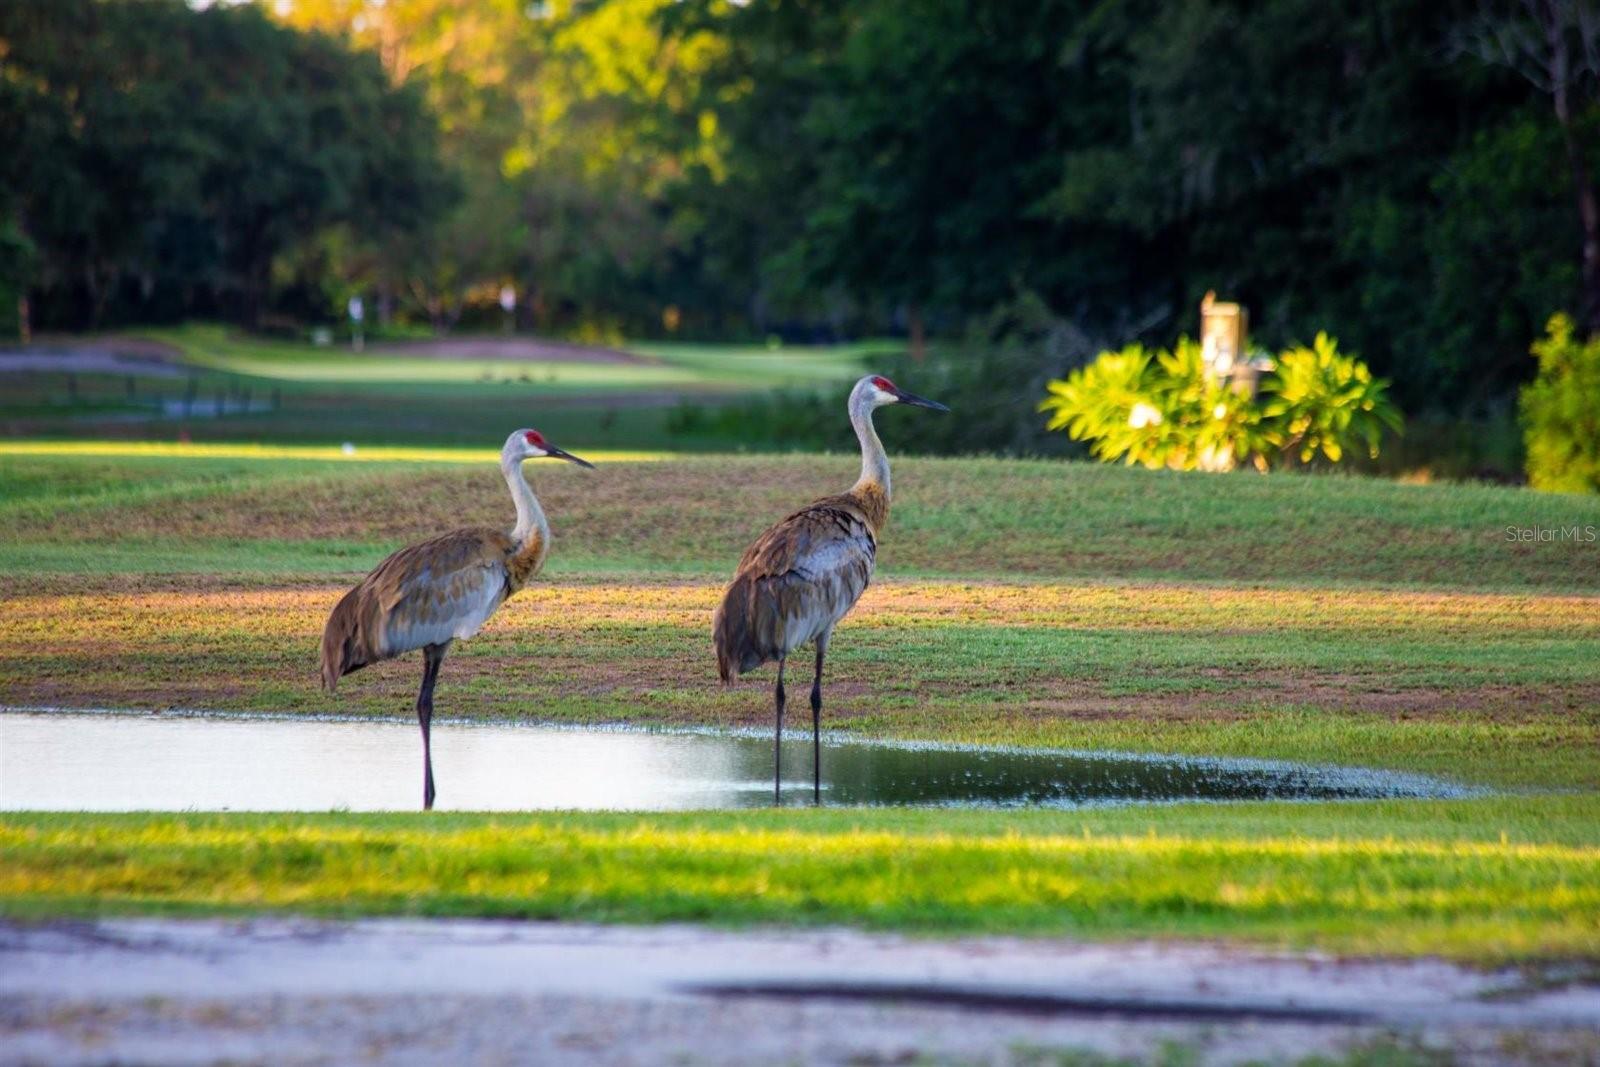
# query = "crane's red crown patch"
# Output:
<box><xmin>524</xmin><ymin>430</ymin><xmax>546</xmax><ymax>446</ymax></box>
<box><xmin>871</xmin><ymin>375</ymin><xmax>895</xmax><ymax>392</ymax></box>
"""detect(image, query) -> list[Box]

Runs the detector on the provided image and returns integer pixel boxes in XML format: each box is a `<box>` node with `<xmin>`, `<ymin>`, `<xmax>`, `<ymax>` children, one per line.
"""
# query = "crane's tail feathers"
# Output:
<box><xmin>320</xmin><ymin>587</ymin><xmax>376</xmax><ymax>694</ymax></box>
<box><xmin>713</xmin><ymin>574</ymin><xmax>778</xmax><ymax>683</ymax></box>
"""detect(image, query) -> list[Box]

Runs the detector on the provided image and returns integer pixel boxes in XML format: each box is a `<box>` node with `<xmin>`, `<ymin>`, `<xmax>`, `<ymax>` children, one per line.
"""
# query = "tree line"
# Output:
<box><xmin>0</xmin><ymin>0</ymin><xmax>452</xmax><ymax>333</ymax></box>
<box><xmin>3</xmin><ymin>0</ymin><xmax>1597</xmax><ymax>412</ymax></box>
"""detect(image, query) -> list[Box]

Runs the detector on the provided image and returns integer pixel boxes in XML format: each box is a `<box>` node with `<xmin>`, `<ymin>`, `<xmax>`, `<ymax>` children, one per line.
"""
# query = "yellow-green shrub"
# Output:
<box><xmin>1039</xmin><ymin>333</ymin><xmax>1401</xmax><ymax>472</ymax></box>
<box><xmin>1521</xmin><ymin>314</ymin><xmax>1600</xmax><ymax>494</ymax></box>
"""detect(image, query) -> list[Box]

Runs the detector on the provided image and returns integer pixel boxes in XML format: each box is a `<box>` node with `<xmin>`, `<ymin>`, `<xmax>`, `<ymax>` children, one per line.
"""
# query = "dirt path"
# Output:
<box><xmin>3</xmin><ymin>919</ymin><xmax>1596</xmax><ymax>1065</ymax></box>
<box><xmin>0</xmin><ymin>336</ymin><xmax>184</xmax><ymax>377</ymax></box>
<box><xmin>0</xmin><ymin>334</ymin><xmax>652</xmax><ymax>374</ymax></box>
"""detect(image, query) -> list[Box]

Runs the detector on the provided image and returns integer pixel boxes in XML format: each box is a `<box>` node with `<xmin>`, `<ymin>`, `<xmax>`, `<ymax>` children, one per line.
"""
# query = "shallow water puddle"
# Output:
<box><xmin>0</xmin><ymin>711</ymin><xmax>1472</xmax><ymax>811</ymax></box>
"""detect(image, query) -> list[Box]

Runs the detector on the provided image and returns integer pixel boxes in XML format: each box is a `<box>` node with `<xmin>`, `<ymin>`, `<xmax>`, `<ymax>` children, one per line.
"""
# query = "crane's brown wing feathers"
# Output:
<box><xmin>714</xmin><ymin>496</ymin><xmax>878</xmax><ymax>681</ymax></box>
<box><xmin>320</xmin><ymin>528</ymin><xmax>515</xmax><ymax>691</ymax></box>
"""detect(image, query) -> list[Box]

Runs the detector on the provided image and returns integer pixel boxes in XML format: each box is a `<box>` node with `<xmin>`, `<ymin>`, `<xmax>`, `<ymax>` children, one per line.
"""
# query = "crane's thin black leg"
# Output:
<box><xmin>811</xmin><ymin>632</ymin><xmax>829</xmax><ymax>806</ymax></box>
<box><xmin>773</xmin><ymin>658</ymin><xmax>786</xmax><ymax>806</ymax></box>
<box><xmin>418</xmin><ymin>642</ymin><xmax>447</xmax><ymax>811</ymax></box>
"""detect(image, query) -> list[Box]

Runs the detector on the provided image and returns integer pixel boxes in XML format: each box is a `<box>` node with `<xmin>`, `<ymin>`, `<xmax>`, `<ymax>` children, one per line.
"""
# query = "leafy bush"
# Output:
<box><xmin>1037</xmin><ymin>339</ymin><xmax>1270</xmax><ymax>471</ymax></box>
<box><xmin>1521</xmin><ymin>314</ymin><xmax>1600</xmax><ymax>493</ymax></box>
<box><xmin>1262</xmin><ymin>333</ymin><xmax>1404</xmax><ymax>465</ymax></box>
<box><xmin>1039</xmin><ymin>333</ymin><xmax>1401</xmax><ymax>472</ymax></box>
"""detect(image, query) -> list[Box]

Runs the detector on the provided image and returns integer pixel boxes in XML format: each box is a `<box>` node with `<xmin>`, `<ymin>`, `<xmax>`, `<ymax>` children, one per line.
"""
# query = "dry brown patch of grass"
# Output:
<box><xmin>4</xmin><ymin>576</ymin><xmax>1597</xmax><ymax>728</ymax></box>
<box><xmin>9</xmin><ymin>577</ymin><xmax>1597</xmax><ymax>644</ymax></box>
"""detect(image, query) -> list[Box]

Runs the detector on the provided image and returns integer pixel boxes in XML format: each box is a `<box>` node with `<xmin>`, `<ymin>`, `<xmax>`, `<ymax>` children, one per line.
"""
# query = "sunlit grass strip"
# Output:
<box><xmin>7</xmin><ymin>581</ymin><xmax>1600</xmax><ymax>642</ymax></box>
<box><xmin>135</xmin><ymin>323</ymin><xmax>875</xmax><ymax>389</ymax></box>
<box><xmin>3</xmin><ymin>812</ymin><xmax>1598</xmax><ymax>959</ymax></box>
<box><xmin>0</xmin><ymin>440</ymin><xmax>673</xmax><ymax>464</ymax></box>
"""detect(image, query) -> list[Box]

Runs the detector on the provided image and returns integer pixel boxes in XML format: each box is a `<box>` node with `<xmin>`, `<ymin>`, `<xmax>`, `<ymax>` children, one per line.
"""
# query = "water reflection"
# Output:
<box><xmin>0</xmin><ymin>712</ymin><xmax>1472</xmax><ymax>812</ymax></box>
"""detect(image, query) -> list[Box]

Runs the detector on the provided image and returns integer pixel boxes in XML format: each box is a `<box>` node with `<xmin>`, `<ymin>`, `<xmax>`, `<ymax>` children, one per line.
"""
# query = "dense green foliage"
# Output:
<box><xmin>1521</xmin><ymin>314</ymin><xmax>1600</xmax><ymax>493</ymax></box>
<box><xmin>1039</xmin><ymin>333</ymin><xmax>1401</xmax><ymax>471</ymax></box>
<box><xmin>0</xmin><ymin>0</ymin><xmax>451</xmax><ymax>328</ymax></box>
<box><xmin>5</xmin><ymin>0</ymin><xmax>1598</xmax><ymax>416</ymax></box>
<box><xmin>1263</xmin><ymin>337</ymin><xmax>1403</xmax><ymax>464</ymax></box>
<box><xmin>279</xmin><ymin>0</ymin><xmax>727</xmax><ymax>336</ymax></box>
<box><xmin>669</xmin><ymin>0</ymin><xmax>1597</xmax><ymax>409</ymax></box>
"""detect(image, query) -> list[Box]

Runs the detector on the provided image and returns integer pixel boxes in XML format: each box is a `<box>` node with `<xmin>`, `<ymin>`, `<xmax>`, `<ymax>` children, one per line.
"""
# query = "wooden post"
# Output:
<box><xmin>1198</xmin><ymin>292</ymin><xmax>1254</xmax><ymax>472</ymax></box>
<box><xmin>1200</xmin><ymin>291</ymin><xmax>1249</xmax><ymax>390</ymax></box>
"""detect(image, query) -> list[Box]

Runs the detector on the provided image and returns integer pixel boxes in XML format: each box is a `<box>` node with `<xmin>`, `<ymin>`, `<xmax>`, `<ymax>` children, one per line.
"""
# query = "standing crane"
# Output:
<box><xmin>320</xmin><ymin>428</ymin><xmax>593</xmax><ymax>810</ymax></box>
<box><xmin>713</xmin><ymin>374</ymin><xmax>948</xmax><ymax>804</ymax></box>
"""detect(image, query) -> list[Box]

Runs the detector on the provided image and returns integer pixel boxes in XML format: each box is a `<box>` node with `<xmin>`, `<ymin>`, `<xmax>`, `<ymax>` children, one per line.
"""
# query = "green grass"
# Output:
<box><xmin>140</xmin><ymin>323</ymin><xmax>878</xmax><ymax>393</ymax></box>
<box><xmin>627</xmin><ymin>336</ymin><xmax>901</xmax><ymax>385</ymax></box>
<box><xmin>1</xmin><ymin>322</ymin><xmax>885</xmax><ymax>449</ymax></box>
<box><xmin>2</xmin><ymin>448</ymin><xmax>1597</xmax><ymax>791</ymax></box>
<box><xmin>4</xmin><ymin>797</ymin><xmax>1598</xmax><ymax>959</ymax></box>
<box><xmin>3</xmin><ymin>447</ymin><xmax>1598</xmax><ymax>588</ymax></box>
<box><xmin>2</xmin><ymin>444</ymin><xmax>1597</xmax><ymax>956</ymax></box>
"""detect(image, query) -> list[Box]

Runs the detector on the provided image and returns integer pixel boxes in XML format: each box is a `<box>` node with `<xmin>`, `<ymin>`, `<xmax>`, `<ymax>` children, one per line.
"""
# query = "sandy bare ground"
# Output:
<box><xmin>0</xmin><ymin>336</ymin><xmax>184</xmax><ymax>377</ymax></box>
<box><xmin>0</xmin><ymin>334</ymin><xmax>652</xmax><ymax>375</ymax></box>
<box><xmin>369</xmin><ymin>336</ymin><xmax>651</xmax><ymax>364</ymax></box>
<box><xmin>2</xmin><ymin>919</ymin><xmax>1596</xmax><ymax>1066</ymax></box>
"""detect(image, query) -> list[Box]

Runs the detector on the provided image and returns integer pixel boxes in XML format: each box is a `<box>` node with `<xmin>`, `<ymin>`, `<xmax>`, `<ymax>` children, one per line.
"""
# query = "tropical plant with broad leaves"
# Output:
<box><xmin>1040</xmin><ymin>332</ymin><xmax>1400</xmax><ymax>471</ymax></box>
<box><xmin>1260</xmin><ymin>333</ymin><xmax>1403</xmax><ymax>465</ymax></box>
<box><xmin>1042</xmin><ymin>343</ymin><xmax>1168</xmax><ymax>466</ymax></box>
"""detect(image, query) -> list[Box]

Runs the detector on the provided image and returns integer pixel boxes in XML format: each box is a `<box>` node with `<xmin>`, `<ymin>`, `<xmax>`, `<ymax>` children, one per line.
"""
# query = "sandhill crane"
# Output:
<box><xmin>713</xmin><ymin>374</ymin><xmax>948</xmax><ymax>804</ymax></box>
<box><xmin>320</xmin><ymin>429</ymin><xmax>593</xmax><ymax>809</ymax></box>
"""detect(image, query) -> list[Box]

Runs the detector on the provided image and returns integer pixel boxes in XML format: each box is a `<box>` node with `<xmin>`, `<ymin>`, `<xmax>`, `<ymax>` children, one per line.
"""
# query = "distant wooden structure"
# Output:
<box><xmin>1200</xmin><ymin>291</ymin><xmax>1248</xmax><ymax>387</ymax></box>
<box><xmin>1197</xmin><ymin>292</ymin><xmax>1266</xmax><ymax>471</ymax></box>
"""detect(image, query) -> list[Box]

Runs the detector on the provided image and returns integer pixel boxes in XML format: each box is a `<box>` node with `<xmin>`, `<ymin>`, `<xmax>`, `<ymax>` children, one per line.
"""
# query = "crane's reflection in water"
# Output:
<box><xmin>0</xmin><ymin>712</ymin><xmax>1473</xmax><ymax>812</ymax></box>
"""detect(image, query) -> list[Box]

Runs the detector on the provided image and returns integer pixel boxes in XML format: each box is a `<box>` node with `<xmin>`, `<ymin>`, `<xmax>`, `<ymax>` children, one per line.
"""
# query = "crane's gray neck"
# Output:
<box><xmin>849</xmin><ymin>391</ymin><xmax>890</xmax><ymax>497</ymax></box>
<box><xmin>502</xmin><ymin>454</ymin><xmax>550</xmax><ymax>558</ymax></box>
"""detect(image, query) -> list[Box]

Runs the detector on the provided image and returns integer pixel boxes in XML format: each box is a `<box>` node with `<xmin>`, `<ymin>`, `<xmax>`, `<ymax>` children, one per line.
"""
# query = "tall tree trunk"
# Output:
<box><xmin>908</xmin><ymin>304</ymin><xmax>926</xmax><ymax>362</ymax></box>
<box><xmin>242</xmin><ymin>268</ymin><xmax>264</xmax><ymax>330</ymax></box>
<box><xmin>84</xmin><ymin>260</ymin><xmax>113</xmax><ymax>329</ymax></box>
<box><xmin>532</xmin><ymin>285</ymin><xmax>550</xmax><ymax>333</ymax></box>
<box><xmin>1545</xmin><ymin>0</ymin><xmax>1600</xmax><ymax>332</ymax></box>
<box><xmin>1564</xmin><ymin>140</ymin><xmax>1599</xmax><ymax>334</ymax></box>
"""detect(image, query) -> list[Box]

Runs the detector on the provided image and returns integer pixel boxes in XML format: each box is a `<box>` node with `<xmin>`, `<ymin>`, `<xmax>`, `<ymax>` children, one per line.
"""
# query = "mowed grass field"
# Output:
<box><xmin>3</xmin><ymin>441</ymin><xmax>1600</xmax><ymax>958</ymax></box>
<box><xmin>1</xmin><ymin>324</ymin><xmax>887</xmax><ymax>449</ymax></box>
<box><xmin>151</xmin><ymin>323</ymin><xmax>885</xmax><ymax>391</ymax></box>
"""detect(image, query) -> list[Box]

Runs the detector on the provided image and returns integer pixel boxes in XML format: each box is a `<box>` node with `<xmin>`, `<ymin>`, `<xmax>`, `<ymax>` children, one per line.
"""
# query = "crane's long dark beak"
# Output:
<box><xmin>547</xmin><ymin>445</ymin><xmax>595</xmax><ymax>469</ymax></box>
<box><xmin>893</xmin><ymin>388</ymin><xmax>949</xmax><ymax>412</ymax></box>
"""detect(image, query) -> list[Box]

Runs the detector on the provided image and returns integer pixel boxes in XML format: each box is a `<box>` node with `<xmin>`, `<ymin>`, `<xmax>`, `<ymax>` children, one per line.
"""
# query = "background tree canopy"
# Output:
<box><xmin>3</xmin><ymin>0</ymin><xmax>1596</xmax><ymax>413</ymax></box>
<box><xmin>0</xmin><ymin>0</ymin><xmax>453</xmax><ymax>329</ymax></box>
